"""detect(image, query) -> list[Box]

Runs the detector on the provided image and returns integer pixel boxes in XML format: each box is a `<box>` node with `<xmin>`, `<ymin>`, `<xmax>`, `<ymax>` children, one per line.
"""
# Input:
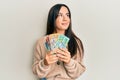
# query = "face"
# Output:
<box><xmin>55</xmin><ymin>6</ymin><xmax>70</xmax><ymax>34</ymax></box>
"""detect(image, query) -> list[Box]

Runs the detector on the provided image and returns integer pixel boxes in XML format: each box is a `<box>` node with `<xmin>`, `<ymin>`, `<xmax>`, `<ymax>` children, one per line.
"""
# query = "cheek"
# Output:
<box><xmin>68</xmin><ymin>18</ymin><xmax>70</xmax><ymax>23</ymax></box>
<box><xmin>55</xmin><ymin>19</ymin><xmax>61</xmax><ymax>26</ymax></box>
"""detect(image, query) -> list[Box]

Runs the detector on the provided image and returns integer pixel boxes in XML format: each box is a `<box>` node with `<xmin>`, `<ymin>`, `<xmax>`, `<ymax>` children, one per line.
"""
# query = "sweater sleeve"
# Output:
<box><xmin>64</xmin><ymin>40</ymin><xmax>86</xmax><ymax>79</ymax></box>
<box><xmin>32</xmin><ymin>39</ymin><xmax>51</xmax><ymax>78</ymax></box>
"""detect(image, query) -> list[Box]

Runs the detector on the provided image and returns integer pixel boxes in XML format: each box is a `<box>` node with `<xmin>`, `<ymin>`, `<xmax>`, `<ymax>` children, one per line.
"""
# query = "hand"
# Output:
<box><xmin>44</xmin><ymin>49</ymin><xmax>58</xmax><ymax>66</ymax></box>
<box><xmin>56</xmin><ymin>48</ymin><xmax>71</xmax><ymax>64</ymax></box>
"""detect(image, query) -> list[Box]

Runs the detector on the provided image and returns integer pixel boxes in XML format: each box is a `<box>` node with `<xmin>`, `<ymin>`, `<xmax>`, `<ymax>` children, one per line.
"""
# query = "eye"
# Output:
<box><xmin>66</xmin><ymin>13</ymin><xmax>70</xmax><ymax>17</ymax></box>
<box><xmin>58</xmin><ymin>13</ymin><xmax>63</xmax><ymax>17</ymax></box>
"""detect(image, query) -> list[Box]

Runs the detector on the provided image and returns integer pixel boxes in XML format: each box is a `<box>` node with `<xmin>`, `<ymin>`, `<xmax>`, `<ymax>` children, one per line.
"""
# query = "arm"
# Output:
<box><xmin>64</xmin><ymin>42</ymin><xmax>86</xmax><ymax>79</ymax></box>
<box><xmin>56</xmin><ymin>46</ymin><xmax>86</xmax><ymax>79</ymax></box>
<box><xmin>32</xmin><ymin>40</ymin><xmax>51</xmax><ymax>78</ymax></box>
<box><xmin>64</xmin><ymin>57</ymin><xmax>86</xmax><ymax>79</ymax></box>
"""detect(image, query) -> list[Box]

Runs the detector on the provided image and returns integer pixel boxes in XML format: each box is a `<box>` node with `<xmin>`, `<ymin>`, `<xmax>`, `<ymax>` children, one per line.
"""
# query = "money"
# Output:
<box><xmin>56</xmin><ymin>35</ymin><xmax>69</xmax><ymax>48</ymax></box>
<box><xmin>45</xmin><ymin>33</ymin><xmax>70</xmax><ymax>50</ymax></box>
<box><xmin>45</xmin><ymin>36</ymin><xmax>51</xmax><ymax>50</ymax></box>
<box><xmin>49</xmin><ymin>33</ymin><xmax>59</xmax><ymax>50</ymax></box>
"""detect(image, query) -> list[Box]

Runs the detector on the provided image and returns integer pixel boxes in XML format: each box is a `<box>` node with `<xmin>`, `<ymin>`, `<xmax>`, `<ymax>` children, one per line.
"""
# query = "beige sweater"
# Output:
<box><xmin>32</xmin><ymin>36</ymin><xmax>86</xmax><ymax>80</ymax></box>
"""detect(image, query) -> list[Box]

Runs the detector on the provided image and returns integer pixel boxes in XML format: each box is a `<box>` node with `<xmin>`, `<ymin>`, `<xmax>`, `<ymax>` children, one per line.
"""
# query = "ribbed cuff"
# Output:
<box><xmin>39</xmin><ymin>59</ymin><xmax>51</xmax><ymax>71</ymax></box>
<box><xmin>64</xmin><ymin>59</ymin><xmax>75</xmax><ymax>67</ymax></box>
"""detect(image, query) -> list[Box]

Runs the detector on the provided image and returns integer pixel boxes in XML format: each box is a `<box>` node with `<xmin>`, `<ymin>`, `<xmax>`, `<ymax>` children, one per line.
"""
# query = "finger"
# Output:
<box><xmin>56</xmin><ymin>50</ymin><xmax>66</xmax><ymax>56</ymax></box>
<box><xmin>46</xmin><ymin>53</ymin><xmax>57</xmax><ymax>60</ymax></box>
<box><xmin>57</xmin><ymin>51</ymin><xmax>70</xmax><ymax>59</ymax></box>
<box><xmin>58</xmin><ymin>56</ymin><xmax>69</xmax><ymax>63</ymax></box>
<box><xmin>57</xmin><ymin>53</ymin><xmax>70</xmax><ymax>63</ymax></box>
<box><xmin>48</xmin><ymin>55</ymin><xmax>58</xmax><ymax>64</ymax></box>
<box><xmin>56</xmin><ymin>49</ymin><xmax>71</xmax><ymax>62</ymax></box>
<box><xmin>56</xmin><ymin>54</ymin><xmax>66</xmax><ymax>59</ymax></box>
<box><xmin>51</xmin><ymin>57</ymin><xmax>58</xmax><ymax>62</ymax></box>
<box><xmin>59</xmin><ymin>48</ymin><xmax>70</xmax><ymax>56</ymax></box>
<box><xmin>59</xmin><ymin>58</ymin><xmax>67</xmax><ymax>62</ymax></box>
<box><xmin>59</xmin><ymin>48</ymin><xmax>68</xmax><ymax>53</ymax></box>
<box><xmin>47</xmin><ymin>50</ymin><xmax>57</xmax><ymax>57</ymax></box>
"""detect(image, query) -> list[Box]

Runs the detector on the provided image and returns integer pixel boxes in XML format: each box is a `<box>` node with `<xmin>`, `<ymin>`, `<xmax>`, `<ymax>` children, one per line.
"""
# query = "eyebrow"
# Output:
<box><xmin>58</xmin><ymin>12</ymin><xmax>69</xmax><ymax>14</ymax></box>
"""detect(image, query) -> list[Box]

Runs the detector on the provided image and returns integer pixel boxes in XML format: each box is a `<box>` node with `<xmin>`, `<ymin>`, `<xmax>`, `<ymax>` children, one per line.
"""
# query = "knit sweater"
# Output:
<box><xmin>32</xmin><ymin>36</ymin><xmax>86</xmax><ymax>80</ymax></box>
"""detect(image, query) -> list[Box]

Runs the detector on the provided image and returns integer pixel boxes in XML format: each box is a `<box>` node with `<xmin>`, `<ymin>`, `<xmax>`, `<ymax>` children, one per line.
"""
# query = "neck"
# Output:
<box><xmin>54</xmin><ymin>29</ymin><xmax>65</xmax><ymax>35</ymax></box>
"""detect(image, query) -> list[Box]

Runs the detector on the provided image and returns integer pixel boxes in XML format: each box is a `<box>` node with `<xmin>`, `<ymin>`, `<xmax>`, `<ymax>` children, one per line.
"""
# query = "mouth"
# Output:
<box><xmin>61</xmin><ymin>23</ymin><xmax>69</xmax><ymax>26</ymax></box>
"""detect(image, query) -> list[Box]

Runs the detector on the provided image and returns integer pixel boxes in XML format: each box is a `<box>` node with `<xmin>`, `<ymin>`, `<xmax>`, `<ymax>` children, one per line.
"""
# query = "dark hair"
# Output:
<box><xmin>46</xmin><ymin>4</ymin><xmax>84</xmax><ymax>59</ymax></box>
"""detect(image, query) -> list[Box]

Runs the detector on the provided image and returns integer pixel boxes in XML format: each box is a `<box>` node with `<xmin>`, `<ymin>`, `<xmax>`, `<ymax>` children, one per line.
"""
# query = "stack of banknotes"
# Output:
<box><xmin>45</xmin><ymin>33</ymin><xmax>70</xmax><ymax>51</ymax></box>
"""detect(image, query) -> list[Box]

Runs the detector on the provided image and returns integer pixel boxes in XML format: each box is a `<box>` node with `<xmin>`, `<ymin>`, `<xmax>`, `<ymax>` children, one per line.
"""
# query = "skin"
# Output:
<box><xmin>55</xmin><ymin>6</ymin><xmax>70</xmax><ymax>34</ymax></box>
<box><xmin>44</xmin><ymin>6</ymin><xmax>71</xmax><ymax>66</ymax></box>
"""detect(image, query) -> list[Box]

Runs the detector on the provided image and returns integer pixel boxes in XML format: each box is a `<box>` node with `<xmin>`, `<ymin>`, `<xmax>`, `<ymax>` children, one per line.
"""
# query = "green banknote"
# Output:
<box><xmin>45</xmin><ymin>34</ymin><xmax>70</xmax><ymax>50</ymax></box>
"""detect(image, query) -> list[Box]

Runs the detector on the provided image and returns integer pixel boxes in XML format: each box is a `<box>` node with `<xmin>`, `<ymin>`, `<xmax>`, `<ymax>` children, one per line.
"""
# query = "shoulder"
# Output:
<box><xmin>36</xmin><ymin>35</ymin><xmax>48</xmax><ymax>46</ymax></box>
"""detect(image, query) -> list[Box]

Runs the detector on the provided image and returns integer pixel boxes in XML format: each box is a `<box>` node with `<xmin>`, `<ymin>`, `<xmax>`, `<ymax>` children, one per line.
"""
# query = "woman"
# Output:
<box><xmin>32</xmin><ymin>4</ymin><xmax>86</xmax><ymax>80</ymax></box>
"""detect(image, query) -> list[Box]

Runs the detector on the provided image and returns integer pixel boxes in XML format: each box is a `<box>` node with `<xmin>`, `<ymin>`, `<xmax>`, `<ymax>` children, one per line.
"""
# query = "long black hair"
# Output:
<box><xmin>46</xmin><ymin>4</ymin><xmax>84</xmax><ymax>58</ymax></box>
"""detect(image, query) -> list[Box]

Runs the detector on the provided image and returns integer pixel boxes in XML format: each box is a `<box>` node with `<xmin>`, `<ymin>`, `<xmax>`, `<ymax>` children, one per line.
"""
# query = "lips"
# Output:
<box><xmin>61</xmin><ymin>23</ymin><xmax>68</xmax><ymax>26</ymax></box>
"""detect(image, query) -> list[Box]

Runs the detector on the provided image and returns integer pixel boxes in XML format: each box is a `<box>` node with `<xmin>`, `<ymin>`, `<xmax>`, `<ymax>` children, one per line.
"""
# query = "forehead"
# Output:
<box><xmin>59</xmin><ymin>6</ymin><xmax>69</xmax><ymax>13</ymax></box>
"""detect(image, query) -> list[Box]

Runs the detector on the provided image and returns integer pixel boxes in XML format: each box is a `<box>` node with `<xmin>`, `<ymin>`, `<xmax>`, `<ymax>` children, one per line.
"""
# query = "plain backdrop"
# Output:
<box><xmin>0</xmin><ymin>0</ymin><xmax>120</xmax><ymax>80</ymax></box>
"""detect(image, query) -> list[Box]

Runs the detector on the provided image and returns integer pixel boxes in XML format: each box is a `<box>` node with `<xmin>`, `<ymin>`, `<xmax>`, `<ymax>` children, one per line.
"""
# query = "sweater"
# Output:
<box><xmin>32</xmin><ymin>36</ymin><xmax>86</xmax><ymax>80</ymax></box>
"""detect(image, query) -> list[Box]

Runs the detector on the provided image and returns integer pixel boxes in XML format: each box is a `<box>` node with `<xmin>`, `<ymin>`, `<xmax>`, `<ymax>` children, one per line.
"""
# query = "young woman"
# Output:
<box><xmin>32</xmin><ymin>4</ymin><xmax>86</xmax><ymax>80</ymax></box>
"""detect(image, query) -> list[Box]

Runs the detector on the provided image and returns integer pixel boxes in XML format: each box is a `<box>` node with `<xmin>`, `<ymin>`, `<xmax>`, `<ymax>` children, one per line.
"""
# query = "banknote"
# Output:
<box><xmin>49</xmin><ymin>33</ymin><xmax>59</xmax><ymax>50</ymax></box>
<box><xmin>45</xmin><ymin>33</ymin><xmax>70</xmax><ymax>50</ymax></box>
<box><xmin>56</xmin><ymin>35</ymin><xmax>70</xmax><ymax>48</ymax></box>
<box><xmin>45</xmin><ymin>36</ymin><xmax>51</xmax><ymax>50</ymax></box>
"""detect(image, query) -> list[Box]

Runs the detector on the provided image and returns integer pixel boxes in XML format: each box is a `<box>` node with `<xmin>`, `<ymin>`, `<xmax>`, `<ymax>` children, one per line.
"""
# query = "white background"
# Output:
<box><xmin>0</xmin><ymin>0</ymin><xmax>120</xmax><ymax>80</ymax></box>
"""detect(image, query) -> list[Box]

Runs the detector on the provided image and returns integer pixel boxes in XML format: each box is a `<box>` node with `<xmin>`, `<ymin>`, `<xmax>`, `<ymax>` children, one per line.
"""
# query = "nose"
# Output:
<box><xmin>63</xmin><ymin>15</ymin><xmax>68</xmax><ymax>21</ymax></box>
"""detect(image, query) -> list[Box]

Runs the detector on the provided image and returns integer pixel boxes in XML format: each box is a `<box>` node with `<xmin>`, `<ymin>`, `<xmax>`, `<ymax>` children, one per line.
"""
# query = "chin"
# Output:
<box><xmin>64</xmin><ymin>27</ymin><xmax>69</xmax><ymax>30</ymax></box>
<box><xmin>62</xmin><ymin>26</ymin><xmax>69</xmax><ymax>29</ymax></box>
